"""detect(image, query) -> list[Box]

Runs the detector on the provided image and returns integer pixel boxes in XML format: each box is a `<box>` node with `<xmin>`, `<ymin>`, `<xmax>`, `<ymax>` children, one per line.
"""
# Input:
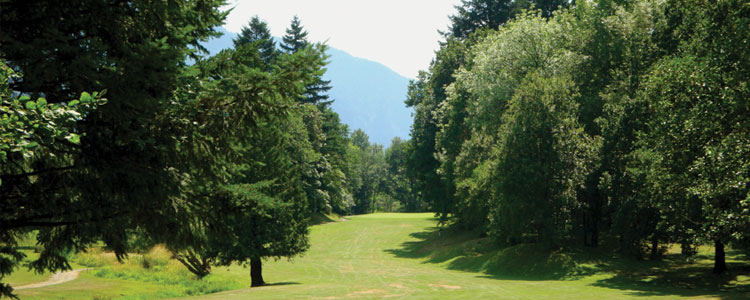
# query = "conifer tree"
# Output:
<box><xmin>280</xmin><ymin>16</ymin><xmax>332</xmax><ymax>107</ymax></box>
<box><xmin>234</xmin><ymin>16</ymin><xmax>277</xmax><ymax>65</ymax></box>
<box><xmin>281</xmin><ymin>15</ymin><xmax>309</xmax><ymax>53</ymax></box>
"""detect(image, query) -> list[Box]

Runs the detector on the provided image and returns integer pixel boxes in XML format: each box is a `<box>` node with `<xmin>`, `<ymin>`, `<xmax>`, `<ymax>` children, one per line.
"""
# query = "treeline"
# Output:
<box><xmin>405</xmin><ymin>0</ymin><xmax>749</xmax><ymax>274</ymax></box>
<box><xmin>0</xmin><ymin>1</ymin><xmax>407</xmax><ymax>297</ymax></box>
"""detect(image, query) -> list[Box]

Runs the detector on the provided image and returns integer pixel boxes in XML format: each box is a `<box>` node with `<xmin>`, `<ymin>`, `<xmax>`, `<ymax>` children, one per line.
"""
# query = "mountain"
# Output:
<box><xmin>202</xmin><ymin>27</ymin><xmax>412</xmax><ymax>146</ymax></box>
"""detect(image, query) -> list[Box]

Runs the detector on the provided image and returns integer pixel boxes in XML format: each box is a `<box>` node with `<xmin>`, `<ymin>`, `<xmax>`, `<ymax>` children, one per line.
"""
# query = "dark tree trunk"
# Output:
<box><xmin>713</xmin><ymin>239</ymin><xmax>727</xmax><ymax>274</ymax></box>
<box><xmin>681</xmin><ymin>242</ymin><xmax>696</xmax><ymax>256</ymax></box>
<box><xmin>583</xmin><ymin>213</ymin><xmax>591</xmax><ymax>246</ymax></box>
<box><xmin>650</xmin><ymin>236</ymin><xmax>660</xmax><ymax>260</ymax></box>
<box><xmin>250</xmin><ymin>257</ymin><xmax>265</xmax><ymax>287</ymax></box>
<box><xmin>591</xmin><ymin>196</ymin><xmax>600</xmax><ymax>247</ymax></box>
<box><xmin>581</xmin><ymin>180</ymin><xmax>601</xmax><ymax>248</ymax></box>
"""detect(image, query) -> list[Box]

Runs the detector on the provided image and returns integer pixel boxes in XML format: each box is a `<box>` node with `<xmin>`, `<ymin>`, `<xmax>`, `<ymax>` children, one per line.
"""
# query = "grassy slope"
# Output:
<box><xmin>12</xmin><ymin>213</ymin><xmax>750</xmax><ymax>299</ymax></box>
<box><xmin>180</xmin><ymin>213</ymin><xmax>749</xmax><ymax>300</ymax></box>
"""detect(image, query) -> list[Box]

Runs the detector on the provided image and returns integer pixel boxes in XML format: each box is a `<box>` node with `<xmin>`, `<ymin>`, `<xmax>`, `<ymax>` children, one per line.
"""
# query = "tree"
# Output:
<box><xmin>407</xmin><ymin>0</ymin><xmax>570</xmax><ymax>228</ymax></box>
<box><xmin>385</xmin><ymin>138</ymin><xmax>422</xmax><ymax>212</ymax></box>
<box><xmin>281</xmin><ymin>15</ymin><xmax>309</xmax><ymax>53</ymax></box>
<box><xmin>0</xmin><ymin>1</ymin><xmax>226</xmax><ymax>297</ymax></box>
<box><xmin>347</xmin><ymin>129</ymin><xmax>387</xmax><ymax>214</ymax></box>
<box><xmin>446</xmin><ymin>0</ymin><xmax>567</xmax><ymax>39</ymax></box>
<box><xmin>279</xmin><ymin>16</ymin><xmax>333</xmax><ymax>107</ymax></box>
<box><xmin>405</xmin><ymin>73</ymin><xmax>449</xmax><ymax>221</ymax></box>
<box><xmin>489</xmin><ymin>73</ymin><xmax>597</xmax><ymax>246</ymax></box>
<box><xmin>234</xmin><ymin>16</ymin><xmax>277</xmax><ymax>65</ymax></box>
<box><xmin>0</xmin><ymin>62</ymin><xmax>106</xmax><ymax>297</ymax></box>
<box><xmin>168</xmin><ymin>42</ymin><xmax>327</xmax><ymax>286</ymax></box>
<box><xmin>558</xmin><ymin>0</ymin><xmax>669</xmax><ymax>249</ymax></box>
<box><xmin>211</xmin><ymin>109</ymin><xmax>313</xmax><ymax>287</ymax></box>
<box><xmin>319</xmin><ymin>108</ymin><xmax>352</xmax><ymax>215</ymax></box>
<box><xmin>639</xmin><ymin>56</ymin><xmax>746</xmax><ymax>273</ymax></box>
<box><xmin>434</xmin><ymin>30</ymin><xmax>492</xmax><ymax>229</ymax></box>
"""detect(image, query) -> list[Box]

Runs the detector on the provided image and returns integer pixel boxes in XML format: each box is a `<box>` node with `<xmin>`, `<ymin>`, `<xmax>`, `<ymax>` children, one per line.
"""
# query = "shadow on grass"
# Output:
<box><xmin>264</xmin><ymin>282</ymin><xmax>300</xmax><ymax>287</ymax></box>
<box><xmin>592</xmin><ymin>266</ymin><xmax>750</xmax><ymax>299</ymax></box>
<box><xmin>309</xmin><ymin>213</ymin><xmax>339</xmax><ymax>225</ymax></box>
<box><xmin>385</xmin><ymin>226</ymin><xmax>750</xmax><ymax>299</ymax></box>
<box><xmin>385</xmin><ymin>226</ymin><xmax>590</xmax><ymax>281</ymax></box>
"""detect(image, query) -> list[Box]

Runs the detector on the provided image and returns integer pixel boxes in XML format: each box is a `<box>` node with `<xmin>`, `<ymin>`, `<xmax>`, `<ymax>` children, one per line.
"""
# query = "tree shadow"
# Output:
<box><xmin>263</xmin><ymin>281</ymin><xmax>300</xmax><ymax>287</ymax></box>
<box><xmin>385</xmin><ymin>226</ymin><xmax>750</xmax><ymax>299</ymax></box>
<box><xmin>309</xmin><ymin>213</ymin><xmax>339</xmax><ymax>225</ymax></box>
<box><xmin>590</xmin><ymin>260</ymin><xmax>750</xmax><ymax>299</ymax></box>
<box><xmin>385</xmin><ymin>226</ymin><xmax>591</xmax><ymax>281</ymax></box>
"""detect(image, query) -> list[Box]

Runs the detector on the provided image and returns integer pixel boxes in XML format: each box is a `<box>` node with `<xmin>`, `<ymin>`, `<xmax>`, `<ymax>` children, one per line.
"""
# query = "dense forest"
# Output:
<box><xmin>405</xmin><ymin>0</ymin><xmax>749</xmax><ymax>276</ymax></box>
<box><xmin>1</xmin><ymin>0</ymin><xmax>748</xmax><ymax>299</ymax></box>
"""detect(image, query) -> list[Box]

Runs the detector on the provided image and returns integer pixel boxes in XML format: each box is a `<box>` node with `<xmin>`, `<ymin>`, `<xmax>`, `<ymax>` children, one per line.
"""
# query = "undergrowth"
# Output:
<box><xmin>74</xmin><ymin>245</ymin><xmax>242</xmax><ymax>297</ymax></box>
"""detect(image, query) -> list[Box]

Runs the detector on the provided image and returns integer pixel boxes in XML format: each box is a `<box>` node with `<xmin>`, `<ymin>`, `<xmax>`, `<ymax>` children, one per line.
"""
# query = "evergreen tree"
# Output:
<box><xmin>281</xmin><ymin>15</ymin><xmax>309</xmax><ymax>53</ymax></box>
<box><xmin>280</xmin><ymin>16</ymin><xmax>333</xmax><ymax>107</ymax></box>
<box><xmin>234</xmin><ymin>16</ymin><xmax>277</xmax><ymax>65</ymax></box>
<box><xmin>0</xmin><ymin>0</ymin><xmax>227</xmax><ymax>297</ymax></box>
<box><xmin>446</xmin><ymin>0</ymin><xmax>567</xmax><ymax>39</ymax></box>
<box><xmin>169</xmin><ymin>41</ymin><xmax>326</xmax><ymax>287</ymax></box>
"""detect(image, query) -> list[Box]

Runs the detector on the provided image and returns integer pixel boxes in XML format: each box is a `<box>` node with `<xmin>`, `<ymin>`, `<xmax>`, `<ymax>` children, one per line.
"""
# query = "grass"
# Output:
<box><xmin>5</xmin><ymin>245</ymin><xmax>86</xmax><ymax>287</ymax></box>
<box><xmin>11</xmin><ymin>213</ymin><xmax>750</xmax><ymax>299</ymax></box>
<box><xmin>4</xmin><ymin>251</ymin><xmax>53</xmax><ymax>286</ymax></box>
<box><xmin>13</xmin><ymin>245</ymin><xmax>242</xmax><ymax>300</ymax></box>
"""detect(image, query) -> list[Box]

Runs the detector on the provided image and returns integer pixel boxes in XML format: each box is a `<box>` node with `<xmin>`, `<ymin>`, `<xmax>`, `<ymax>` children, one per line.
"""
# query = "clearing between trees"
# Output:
<box><xmin>11</xmin><ymin>213</ymin><xmax>750</xmax><ymax>299</ymax></box>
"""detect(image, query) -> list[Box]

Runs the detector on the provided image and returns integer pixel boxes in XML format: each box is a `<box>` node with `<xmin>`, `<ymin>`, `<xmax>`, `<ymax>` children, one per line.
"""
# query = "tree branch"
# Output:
<box><xmin>0</xmin><ymin>165</ymin><xmax>76</xmax><ymax>180</ymax></box>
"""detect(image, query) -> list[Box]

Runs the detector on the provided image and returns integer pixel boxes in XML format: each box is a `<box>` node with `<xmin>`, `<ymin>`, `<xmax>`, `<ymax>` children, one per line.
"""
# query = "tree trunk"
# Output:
<box><xmin>591</xmin><ymin>196</ymin><xmax>600</xmax><ymax>247</ymax></box>
<box><xmin>650</xmin><ymin>236</ymin><xmax>660</xmax><ymax>260</ymax></box>
<box><xmin>713</xmin><ymin>239</ymin><xmax>727</xmax><ymax>274</ymax></box>
<box><xmin>583</xmin><ymin>213</ymin><xmax>591</xmax><ymax>246</ymax></box>
<box><xmin>250</xmin><ymin>257</ymin><xmax>265</xmax><ymax>287</ymax></box>
<box><xmin>681</xmin><ymin>242</ymin><xmax>696</xmax><ymax>256</ymax></box>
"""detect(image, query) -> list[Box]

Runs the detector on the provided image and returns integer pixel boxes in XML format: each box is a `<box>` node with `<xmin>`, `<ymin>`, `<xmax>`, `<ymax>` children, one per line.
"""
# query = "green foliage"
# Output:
<box><xmin>1</xmin><ymin>2</ymin><xmax>228</xmax><ymax>297</ymax></box>
<box><xmin>281</xmin><ymin>15</ymin><xmax>310</xmax><ymax>53</ymax></box>
<box><xmin>385</xmin><ymin>138</ymin><xmax>423</xmax><ymax>212</ymax></box>
<box><xmin>233</xmin><ymin>16</ymin><xmax>277</xmax><ymax>65</ymax></box>
<box><xmin>446</xmin><ymin>0</ymin><xmax>568</xmax><ymax>39</ymax></box>
<box><xmin>0</xmin><ymin>0</ymin><xmax>354</xmax><ymax>295</ymax></box>
<box><xmin>0</xmin><ymin>61</ymin><xmax>107</xmax><ymax>298</ymax></box>
<box><xmin>166</xmin><ymin>41</ymin><xmax>329</xmax><ymax>284</ymax></box>
<box><xmin>406</xmin><ymin>0</ymin><xmax>748</xmax><ymax>276</ymax></box>
<box><xmin>346</xmin><ymin>130</ymin><xmax>388</xmax><ymax>214</ymax></box>
<box><xmin>0</xmin><ymin>63</ymin><xmax>105</xmax><ymax>172</ymax></box>
<box><xmin>319</xmin><ymin>109</ymin><xmax>352</xmax><ymax>215</ymax></box>
<box><xmin>489</xmin><ymin>73</ymin><xmax>597</xmax><ymax>246</ymax></box>
<box><xmin>279</xmin><ymin>16</ymin><xmax>332</xmax><ymax>107</ymax></box>
<box><xmin>408</xmin><ymin>0</ymin><xmax>571</xmax><ymax>228</ymax></box>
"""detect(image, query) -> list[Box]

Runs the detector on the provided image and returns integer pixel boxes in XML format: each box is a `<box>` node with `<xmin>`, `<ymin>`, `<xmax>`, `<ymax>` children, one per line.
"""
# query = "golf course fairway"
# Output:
<box><xmin>13</xmin><ymin>213</ymin><xmax>749</xmax><ymax>299</ymax></box>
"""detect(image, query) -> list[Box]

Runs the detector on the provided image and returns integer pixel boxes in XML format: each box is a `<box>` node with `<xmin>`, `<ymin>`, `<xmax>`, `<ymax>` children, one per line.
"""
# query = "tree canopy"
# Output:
<box><xmin>405</xmin><ymin>0</ymin><xmax>750</xmax><ymax>274</ymax></box>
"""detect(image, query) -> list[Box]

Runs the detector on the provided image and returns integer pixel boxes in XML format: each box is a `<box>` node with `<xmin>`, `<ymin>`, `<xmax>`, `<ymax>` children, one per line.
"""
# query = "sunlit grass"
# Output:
<box><xmin>11</xmin><ymin>213</ymin><xmax>750</xmax><ymax>299</ymax></box>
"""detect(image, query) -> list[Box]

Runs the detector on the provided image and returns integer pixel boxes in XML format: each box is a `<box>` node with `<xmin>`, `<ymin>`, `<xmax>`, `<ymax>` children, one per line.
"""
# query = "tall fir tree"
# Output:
<box><xmin>280</xmin><ymin>16</ymin><xmax>333</xmax><ymax>107</ymax></box>
<box><xmin>281</xmin><ymin>15</ymin><xmax>309</xmax><ymax>53</ymax></box>
<box><xmin>234</xmin><ymin>16</ymin><xmax>277</xmax><ymax>65</ymax></box>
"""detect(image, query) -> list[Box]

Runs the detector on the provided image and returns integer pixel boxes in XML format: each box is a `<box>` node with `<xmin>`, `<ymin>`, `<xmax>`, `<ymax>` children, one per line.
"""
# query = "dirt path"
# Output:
<box><xmin>14</xmin><ymin>268</ymin><xmax>92</xmax><ymax>290</ymax></box>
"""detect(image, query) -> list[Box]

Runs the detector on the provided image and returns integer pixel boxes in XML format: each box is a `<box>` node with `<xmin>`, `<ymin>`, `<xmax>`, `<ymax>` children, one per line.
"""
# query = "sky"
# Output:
<box><xmin>222</xmin><ymin>0</ymin><xmax>462</xmax><ymax>79</ymax></box>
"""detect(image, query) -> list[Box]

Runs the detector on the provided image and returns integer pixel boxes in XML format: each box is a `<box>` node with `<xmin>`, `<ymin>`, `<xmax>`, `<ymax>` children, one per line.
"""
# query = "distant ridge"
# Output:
<box><xmin>202</xmin><ymin>27</ymin><xmax>412</xmax><ymax>146</ymax></box>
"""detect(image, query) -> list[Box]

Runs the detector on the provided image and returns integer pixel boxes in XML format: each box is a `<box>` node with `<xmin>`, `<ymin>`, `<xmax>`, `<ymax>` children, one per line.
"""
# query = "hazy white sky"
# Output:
<box><xmin>222</xmin><ymin>0</ymin><xmax>461</xmax><ymax>79</ymax></box>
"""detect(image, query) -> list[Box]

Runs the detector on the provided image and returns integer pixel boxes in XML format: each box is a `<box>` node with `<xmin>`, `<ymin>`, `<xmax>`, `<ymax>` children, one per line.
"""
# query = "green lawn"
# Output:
<box><xmin>5</xmin><ymin>248</ymin><xmax>87</xmax><ymax>287</ymax></box>
<box><xmin>5</xmin><ymin>254</ymin><xmax>50</xmax><ymax>287</ymax></box>
<box><xmin>12</xmin><ymin>213</ymin><xmax>750</xmax><ymax>299</ymax></box>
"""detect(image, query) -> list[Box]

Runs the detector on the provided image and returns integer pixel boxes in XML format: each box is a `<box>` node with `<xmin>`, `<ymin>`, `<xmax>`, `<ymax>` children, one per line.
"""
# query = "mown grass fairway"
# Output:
<box><xmin>12</xmin><ymin>213</ymin><xmax>750</xmax><ymax>299</ymax></box>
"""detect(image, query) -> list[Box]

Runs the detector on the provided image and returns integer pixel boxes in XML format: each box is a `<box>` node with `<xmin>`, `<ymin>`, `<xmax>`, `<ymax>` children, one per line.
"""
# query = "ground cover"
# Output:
<box><xmin>11</xmin><ymin>213</ymin><xmax>750</xmax><ymax>299</ymax></box>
